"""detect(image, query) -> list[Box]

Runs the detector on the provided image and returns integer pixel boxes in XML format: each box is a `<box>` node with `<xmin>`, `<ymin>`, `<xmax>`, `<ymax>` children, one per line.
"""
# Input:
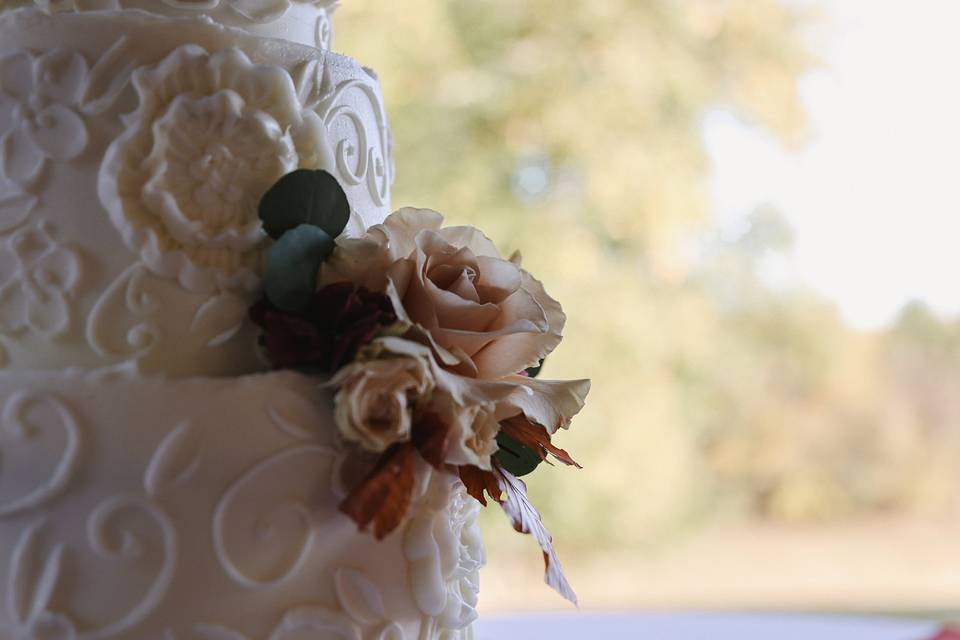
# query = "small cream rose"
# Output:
<box><xmin>322</xmin><ymin>208</ymin><xmax>565</xmax><ymax>379</ymax></box>
<box><xmin>431</xmin><ymin>393</ymin><xmax>503</xmax><ymax>470</ymax></box>
<box><xmin>332</xmin><ymin>355</ymin><xmax>433</xmax><ymax>452</ymax></box>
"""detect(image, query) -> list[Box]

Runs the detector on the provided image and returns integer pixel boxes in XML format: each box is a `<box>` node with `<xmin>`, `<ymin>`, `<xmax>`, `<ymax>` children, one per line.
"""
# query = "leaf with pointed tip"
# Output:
<box><xmin>525</xmin><ymin>358</ymin><xmax>545</xmax><ymax>378</ymax></box>
<box><xmin>334</xmin><ymin>568</ymin><xmax>387</xmax><ymax>625</ymax></box>
<box><xmin>190</xmin><ymin>292</ymin><xmax>247</xmax><ymax>347</ymax></box>
<box><xmin>259</xmin><ymin>169</ymin><xmax>350</xmax><ymax>240</ymax></box>
<box><xmin>458</xmin><ymin>465</ymin><xmax>501</xmax><ymax>507</ymax></box>
<box><xmin>499</xmin><ymin>416</ymin><xmax>582</xmax><ymax>470</ymax></box>
<box><xmin>144</xmin><ymin>422</ymin><xmax>202</xmax><ymax>498</ymax></box>
<box><xmin>493</xmin><ymin>464</ymin><xmax>578</xmax><ymax>605</ymax></box>
<box><xmin>493</xmin><ymin>431</ymin><xmax>543</xmax><ymax>477</ymax></box>
<box><xmin>264</xmin><ymin>224</ymin><xmax>334</xmax><ymax>312</ymax></box>
<box><xmin>339</xmin><ymin>443</ymin><xmax>416</xmax><ymax>540</ymax></box>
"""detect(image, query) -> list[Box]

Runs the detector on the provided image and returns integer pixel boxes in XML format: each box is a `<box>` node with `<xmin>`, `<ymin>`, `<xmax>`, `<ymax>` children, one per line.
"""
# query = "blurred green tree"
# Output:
<box><xmin>336</xmin><ymin>0</ymin><xmax>960</xmax><ymax>564</ymax></box>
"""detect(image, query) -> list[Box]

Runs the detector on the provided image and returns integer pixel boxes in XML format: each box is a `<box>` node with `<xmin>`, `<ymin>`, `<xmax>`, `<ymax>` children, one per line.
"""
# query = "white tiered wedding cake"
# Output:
<box><xmin>0</xmin><ymin>2</ymin><xmax>591</xmax><ymax>638</ymax></box>
<box><xmin>0</xmin><ymin>4</ymin><xmax>484</xmax><ymax>638</ymax></box>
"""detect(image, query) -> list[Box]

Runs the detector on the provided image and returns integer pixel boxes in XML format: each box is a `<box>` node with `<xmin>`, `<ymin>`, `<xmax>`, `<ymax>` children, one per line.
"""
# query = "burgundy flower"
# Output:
<box><xmin>929</xmin><ymin>630</ymin><xmax>960</xmax><ymax>640</ymax></box>
<box><xmin>250</xmin><ymin>282</ymin><xmax>398</xmax><ymax>372</ymax></box>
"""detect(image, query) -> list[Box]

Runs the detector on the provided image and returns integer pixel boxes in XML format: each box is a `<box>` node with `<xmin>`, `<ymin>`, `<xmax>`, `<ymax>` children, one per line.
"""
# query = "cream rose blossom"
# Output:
<box><xmin>433</xmin><ymin>394</ymin><xmax>502</xmax><ymax>470</ymax></box>
<box><xmin>322</xmin><ymin>208</ymin><xmax>565</xmax><ymax>379</ymax></box>
<box><xmin>331</xmin><ymin>354</ymin><xmax>433</xmax><ymax>452</ymax></box>
<box><xmin>331</xmin><ymin>337</ymin><xmax>523</xmax><ymax>466</ymax></box>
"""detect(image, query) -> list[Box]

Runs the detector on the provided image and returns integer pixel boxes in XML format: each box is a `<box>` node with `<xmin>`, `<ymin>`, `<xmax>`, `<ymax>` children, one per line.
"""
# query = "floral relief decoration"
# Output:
<box><xmin>98</xmin><ymin>45</ymin><xmax>338</xmax><ymax>296</ymax></box>
<box><xmin>0</xmin><ymin>221</ymin><xmax>82</xmax><ymax>341</ymax></box>
<box><xmin>403</xmin><ymin>473</ymin><xmax>485</xmax><ymax>631</ymax></box>
<box><xmin>18</xmin><ymin>0</ymin><xmax>339</xmax><ymax>24</ymax></box>
<box><xmin>0</xmin><ymin>48</ymin><xmax>90</xmax><ymax>232</ymax></box>
<box><xmin>250</xmin><ymin>169</ymin><xmax>591</xmax><ymax>607</ymax></box>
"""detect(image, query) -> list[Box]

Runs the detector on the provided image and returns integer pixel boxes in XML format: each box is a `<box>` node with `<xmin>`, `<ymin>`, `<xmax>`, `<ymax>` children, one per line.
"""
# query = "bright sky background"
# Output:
<box><xmin>703</xmin><ymin>0</ymin><xmax>960</xmax><ymax>329</ymax></box>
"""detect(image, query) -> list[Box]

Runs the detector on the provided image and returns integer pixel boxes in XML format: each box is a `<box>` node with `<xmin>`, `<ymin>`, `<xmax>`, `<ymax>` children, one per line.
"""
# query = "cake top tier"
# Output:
<box><xmin>0</xmin><ymin>9</ymin><xmax>392</xmax><ymax>376</ymax></box>
<box><xmin>1</xmin><ymin>0</ymin><xmax>340</xmax><ymax>49</ymax></box>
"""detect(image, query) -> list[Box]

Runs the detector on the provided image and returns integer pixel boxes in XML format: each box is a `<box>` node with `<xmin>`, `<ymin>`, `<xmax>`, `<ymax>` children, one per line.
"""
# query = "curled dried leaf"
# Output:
<box><xmin>411</xmin><ymin>412</ymin><xmax>451</xmax><ymax>470</ymax></box>
<box><xmin>458</xmin><ymin>465</ymin><xmax>501</xmax><ymax>507</ymax></box>
<box><xmin>500</xmin><ymin>416</ymin><xmax>582</xmax><ymax>469</ymax></box>
<box><xmin>340</xmin><ymin>443</ymin><xmax>416</xmax><ymax>540</ymax></box>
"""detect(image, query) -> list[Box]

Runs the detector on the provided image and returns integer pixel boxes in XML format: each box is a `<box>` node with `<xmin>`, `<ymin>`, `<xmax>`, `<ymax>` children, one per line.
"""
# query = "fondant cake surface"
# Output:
<box><xmin>0</xmin><ymin>367</ymin><xmax>481</xmax><ymax>638</ymax></box>
<box><xmin>1</xmin><ymin>0</ymin><xmax>340</xmax><ymax>49</ymax></box>
<box><xmin>0</xmin><ymin>5</ymin><xmax>485</xmax><ymax>638</ymax></box>
<box><xmin>0</xmin><ymin>9</ymin><xmax>393</xmax><ymax>375</ymax></box>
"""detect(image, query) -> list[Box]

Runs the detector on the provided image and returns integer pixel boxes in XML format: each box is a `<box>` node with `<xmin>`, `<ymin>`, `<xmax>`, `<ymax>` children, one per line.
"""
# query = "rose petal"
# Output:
<box><xmin>521</xmin><ymin>269</ymin><xmax>565</xmax><ymax>347</ymax></box>
<box><xmin>374</xmin><ymin>336</ymin><xmax>514</xmax><ymax>405</ymax></box>
<box><xmin>491</xmin><ymin>286</ymin><xmax>548</xmax><ymax>333</ymax></box>
<box><xmin>371</xmin><ymin>207</ymin><xmax>444</xmax><ymax>261</ymax></box>
<box><xmin>321</xmin><ymin>237</ymin><xmax>392</xmax><ymax>291</ymax></box>
<box><xmin>469</xmin><ymin>334</ymin><xmax>548</xmax><ymax>380</ymax></box>
<box><xmin>439</xmin><ymin>225</ymin><xmax>501</xmax><ymax>259</ymax></box>
<box><xmin>0</xmin><ymin>128</ymin><xmax>46</xmax><ymax>189</ymax></box>
<box><xmin>423</xmin><ymin>277</ymin><xmax>500</xmax><ymax>333</ymax></box>
<box><xmin>0</xmin><ymin>52</ymin><xmax>34</xmax><ymax>102</ymax></box>
<box><xmin>503</xmin><ymin>375</ymin><xmax>591</xmax><ymax>434</ymax></box>
<box><xmin>423</xmin><ymin>241</ymin><xmax>478</xmax><ymax>276</ymax></box>
<box><xmin>444</xmin><ymin>268</ymin><xmax>481</xmax><ymax>303</ymax></box>
<box><xmin>385</xmin><ymin>258</ymin><xmax>416</xmax><ymax>304</ymax></box>
<box><xmin>474</xmin><ymin>255</ymin><xmax>522</xmax><ymax>303</ymax></box>
<box><xmin>25</xmin><ymin>104</ymin><xmax>88</xmax><ymax>161</ymax></box>
<box><xmin>444</xmin><ymin>402</ymin><xmax>500</xmax><ymax>469</ymax></box>
<box><xmin>397</xmin><ymin>263</ymin><xmax>441</xmax><ymax>330</ymax></box>
<box><xmin>433</xmin><ymin>316</ymin><xmax>543</xmax><ymax>378</ymax></box>
<box><xmin>34</xmin><ymin>49</ymin><xmax>89</xmax><ymax>105</ymax></box>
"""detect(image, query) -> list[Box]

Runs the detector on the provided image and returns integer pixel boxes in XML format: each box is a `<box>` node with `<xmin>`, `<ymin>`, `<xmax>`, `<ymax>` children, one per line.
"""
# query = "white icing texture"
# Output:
<box><xmin>0</xmin><ymin>10</ymin><xmax>394</xmax><ymax>375</ymax></box>
<box><xmin>0</xmin><ymin>0</ymin><xmax>339</xmax><ymax>49</ymax></box>
<box><xmin>0</xmin><ymin>368</ymin><xmax>481</xmax><ymax>638</ymax></box>
<box><xmin>0</xmin><ymin>9</ymin><xmax>484</xmax><ymax>639</ymax></box>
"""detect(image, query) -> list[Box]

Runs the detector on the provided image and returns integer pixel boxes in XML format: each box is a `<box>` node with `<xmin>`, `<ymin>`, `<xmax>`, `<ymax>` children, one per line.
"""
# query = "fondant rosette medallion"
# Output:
<box><xmin>99</xmin><ymin>45</ymin><xmax>335</xmax><ymax>294</ymax></box>
<box><xmin>251</xmin><ymin>170</ymin><xmax>591</xmax><ymax>604</ymax></box>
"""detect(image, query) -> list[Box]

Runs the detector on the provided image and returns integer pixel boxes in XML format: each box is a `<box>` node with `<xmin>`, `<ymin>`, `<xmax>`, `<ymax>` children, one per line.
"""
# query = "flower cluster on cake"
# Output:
<box><xmin>251</xmin><ymin>169</ymin><xmax>591</xmax><ymax>602</ymax></box>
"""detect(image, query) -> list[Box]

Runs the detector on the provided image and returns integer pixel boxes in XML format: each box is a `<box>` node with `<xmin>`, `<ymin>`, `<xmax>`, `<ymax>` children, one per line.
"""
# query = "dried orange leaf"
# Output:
<box><xmin>458</xmin><ymin>465</ymin><xmax>501</xmax><ymax>506</ymax></box>
<box><xmin>500</xmin><ymin>416</ymin><xmax>582</xmax><ymax>468</ymax></box>
<box><xmin>412</xmin><ymin>412</ymin><xmax>450</xmax><ymax>470</ymax></box>
<box><xmin>340</xmin><ymin>443</ymin><xmax>416</xmax><ymax>540</ymax></box>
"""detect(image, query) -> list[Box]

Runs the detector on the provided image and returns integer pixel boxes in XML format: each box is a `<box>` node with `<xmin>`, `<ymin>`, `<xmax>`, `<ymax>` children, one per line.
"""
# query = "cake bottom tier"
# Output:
<box><xmin>0</xmin><ymin>367</ymin><xmax>482</xmax><ymax>640</ymax></box>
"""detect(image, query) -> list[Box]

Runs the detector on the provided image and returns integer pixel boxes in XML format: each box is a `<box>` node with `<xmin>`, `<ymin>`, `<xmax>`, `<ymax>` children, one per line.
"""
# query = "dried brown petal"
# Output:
<box><xmin>340</xmin><ymin>442</ymin><xmax>416</xmax><ymax>540</ymax></box>
<box><xmin>500</xmin><ymin>415</ymin><xmax>582</xmax><ymax>468</ymax></box>
<box><xmin>458</xmin><ymin>465</ymin><xmax>501</xmax><ymax>506</ymax></box>
<box><xmin>412</xmin><ymin>411</ymin><xmax>451</xmax><ymax>470</ymax></box>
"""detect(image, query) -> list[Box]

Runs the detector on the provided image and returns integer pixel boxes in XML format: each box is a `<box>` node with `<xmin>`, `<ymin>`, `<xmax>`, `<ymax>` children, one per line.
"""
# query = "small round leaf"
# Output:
<box><xmin>264</xmin><ymin>224</ymin><xmax>335</xmax><ymax>312</ymax></box>
<box><xmin>494</xmin><ymin>431</ymin><xmax>543</xmax><ymax>477</ymax></box>
<box><xmin>259</xmin><ymin>169</ymin><xmax>351</xmax><ymax>240</ymax></box>
<box><xmin>525</xmin><ymin>358</ymin><xmax>546</xmax><ymax>378</ymax></box>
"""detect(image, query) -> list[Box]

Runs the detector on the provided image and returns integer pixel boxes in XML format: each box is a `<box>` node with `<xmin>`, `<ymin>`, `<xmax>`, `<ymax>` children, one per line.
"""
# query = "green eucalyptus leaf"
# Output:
<box><xmin>525</xmin><ymin>358</ymin><xmax>546</xmax><ymax>378</ymax></box>
<box><xmin>494</xmin><ymin>431</ymin><xmax>543</xmax><ymax>477</ymax></box>
<box><xmin>264</xmin><ymin>224</ymin><xmax>335</xmax><ymax>312</ymax></box>
<box><xmin>259</xmin><ymin>169</ymin><xmax>351</xmax><ymax>240</ymax></box>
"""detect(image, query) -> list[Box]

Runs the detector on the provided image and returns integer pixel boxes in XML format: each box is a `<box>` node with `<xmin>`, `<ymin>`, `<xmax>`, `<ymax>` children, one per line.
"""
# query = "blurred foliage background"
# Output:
<box><xmin>338</xmin><ymin>0</ymin><xmax>960</xmax><ymax>611</ymax></box>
